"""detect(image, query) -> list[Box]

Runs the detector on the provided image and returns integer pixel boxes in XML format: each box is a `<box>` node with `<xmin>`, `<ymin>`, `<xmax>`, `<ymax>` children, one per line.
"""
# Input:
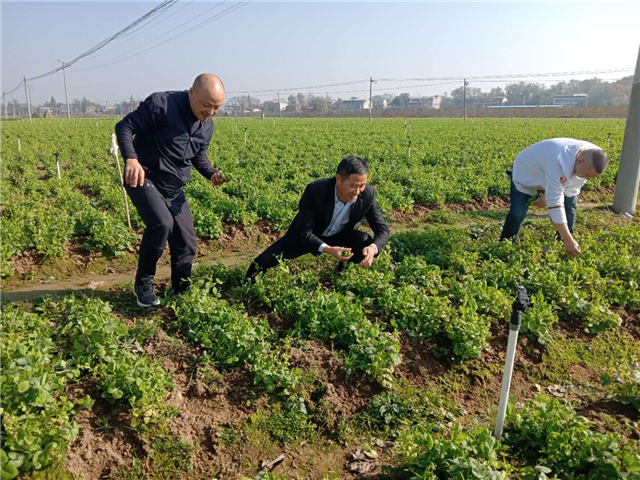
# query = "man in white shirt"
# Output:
<box><xmin>500</xmin><ymin>138</ymin><xmax>609</xmax><ymax>255</ymax></box>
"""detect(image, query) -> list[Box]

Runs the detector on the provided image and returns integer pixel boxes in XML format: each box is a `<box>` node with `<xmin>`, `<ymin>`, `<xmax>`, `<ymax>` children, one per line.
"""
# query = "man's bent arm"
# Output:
<box><xmin>365</xmin><ymin>190</ymin><xmax>390</xmax><ymax>253</ymax></box>
<box><xmin>191</xmin><ymin>136</ymin><xmax>217</xmax><ymax>179</ymax></box>
<box><xmin>115</xmin><ymin>93</ymin><xmax>167</xmax><ymax>161</ymax></box>
<box><xmin>295</xmin><ymin>185</ymin><xmax>324</xmax><ymax>252</ymax></box>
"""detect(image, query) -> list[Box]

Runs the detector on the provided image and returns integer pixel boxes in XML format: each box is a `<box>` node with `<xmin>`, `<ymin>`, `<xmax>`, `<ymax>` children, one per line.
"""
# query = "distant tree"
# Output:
<box><xmin>296</xmin><ymin>93</ymin><xmax>306</xmax><ymax>112</ymax></box>
<box><xmin>309</xmin><ymin>95</ymin><xmax>328</xmax><ymax>113</ymax></box>
<box><xmin>286</xmin><ymin>94</ymin><xmax>297</xmax><ymax>113</ymax></box>
<box><xmin>390</xmin><ymin>93</ymin><xmax>411</xmax><ymax>108</ymax></box>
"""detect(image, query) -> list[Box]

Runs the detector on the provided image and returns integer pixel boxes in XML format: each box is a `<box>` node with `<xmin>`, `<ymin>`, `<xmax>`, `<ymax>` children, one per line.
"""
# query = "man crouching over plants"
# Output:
<box><xmin>500</xmin><ymin>137</ymin><xmax>609</xmax><ymax>256</ymax></box>
<box><xmin>246</xmin><ymin>156</ymin><xmax>390</xmax><ymax>278</ymax></box>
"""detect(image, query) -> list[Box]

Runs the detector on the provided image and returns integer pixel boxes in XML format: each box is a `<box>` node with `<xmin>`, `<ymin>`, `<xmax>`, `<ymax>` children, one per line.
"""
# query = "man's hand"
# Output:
<box><xmin>325</xmin><ymin>246</ymin><xmax>353</xmax><ymax>262</ymax></box>
<box><xmin>554</xmin><ymin>222</ymin><xmax>581</xmax><ymax>256</ymax></box>
<box><xmin>564</xmin><ymin>238</ymin><xmax>582</xmax><ymax>256</ymax></box>
<box><xmin>125</xmin><ymin>158</ymin><xmax>145</xmax><ymax>187</ymax></box>
<box><xmin>531</xmin><ymin>193</ymin><xmax>546</xmax><ymax>207</ymax></box>
<box><xmin>359</xmin><ymin>245</ymin><xmax>377</xmax><ymax>269</ymax></box>
<box><xmin>211</xmin><ymin>171</ymin><xmax>226</xmax><ymax>186</ymax></box>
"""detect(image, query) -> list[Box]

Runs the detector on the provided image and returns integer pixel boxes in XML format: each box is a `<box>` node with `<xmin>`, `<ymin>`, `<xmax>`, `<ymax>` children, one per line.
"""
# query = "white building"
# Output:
<box><xmin>408</xmin><ymin>95</ymin><xmax>441</xmax><ymax>110</ymax></box>
<box><xmin>339</xmin><ymin>99</ymin><xmax>371</xmax><ymax>111</ymax></box>
<box><xmin>552</xmin><ymin>94</ymin><xmax>588</xmax><ymax>107</ymax></box>
<box><xmin>372</xmin><ymin>98</ymin><xmax>388</xmax><ymax>110</ymax></box>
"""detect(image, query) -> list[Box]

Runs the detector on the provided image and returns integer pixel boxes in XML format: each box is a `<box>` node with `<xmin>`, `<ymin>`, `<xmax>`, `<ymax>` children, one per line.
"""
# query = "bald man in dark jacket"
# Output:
<box><xmin>116</xmin><ymin>74</ymin><xmax>226</xmax><ymax>307</ymax></box>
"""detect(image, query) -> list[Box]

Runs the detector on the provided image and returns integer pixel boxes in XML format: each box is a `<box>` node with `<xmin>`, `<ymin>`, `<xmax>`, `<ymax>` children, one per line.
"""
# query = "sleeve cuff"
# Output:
<box><xmin>371</xmin><ymin>243</ymin><xmax>378</xmax><ymax>254</ymax></box>
<box><xmin>319</xmin><ymin>243</ymin><xmax>327</xmax><ymax>253</ymax></box>
<box><xmin>549</xmin><ymin>207</ymin><xmax>567</xmax><ymax>224</ymax></box>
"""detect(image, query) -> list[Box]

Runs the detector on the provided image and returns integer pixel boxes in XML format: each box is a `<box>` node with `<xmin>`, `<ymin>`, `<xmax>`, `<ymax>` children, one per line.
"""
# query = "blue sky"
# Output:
<box><xmin>2</xmin><ymin>1</ymin><xmax>639</xmax><ymax>104</ymax></box>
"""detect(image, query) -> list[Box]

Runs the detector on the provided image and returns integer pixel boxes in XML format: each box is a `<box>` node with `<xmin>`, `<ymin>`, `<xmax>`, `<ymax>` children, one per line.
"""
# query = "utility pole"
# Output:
<box><xmin>463</xmin><ymin>79</ymin><xmax>469</xmax><ymax>121</ymax></box>
<box><xmin>277</xmin><ymin>92</ymin><xmax>282</xmax><ymax>118</ymax></box>
<box><xmin>612</xmin><ymin>45</ymin><xmax>640</xmax><ymax>217</ymax></box>
<box><xmin>130</xmin><ymin>95</ymin><xmax>134</xmax><ymax>114</ymax></box>
<box><xmin>369</xmin><ymin>76</ymin><xmax>374</xmax><ymax>122</ymax></box>
<box><xmin>2</xmin><ymin>93</ymin><xmax>7</xmax><ymax>120</ymax></box>
<box><xmin>23</xmin><ymin>77</ymin><xmax>32</xmax><ymax>123</ymax></box>
<box><xmin>59</xmin><ymin>60</ymin><xmax>71</xmax><ymax>119</ymax></box>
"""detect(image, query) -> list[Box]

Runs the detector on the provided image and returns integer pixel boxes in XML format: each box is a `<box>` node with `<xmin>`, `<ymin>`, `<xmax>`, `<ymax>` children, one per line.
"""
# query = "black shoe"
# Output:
<box><xmin>134</xmin><ymin>281</ymin><xmax>160</xmax><ymax>307</ymax></box>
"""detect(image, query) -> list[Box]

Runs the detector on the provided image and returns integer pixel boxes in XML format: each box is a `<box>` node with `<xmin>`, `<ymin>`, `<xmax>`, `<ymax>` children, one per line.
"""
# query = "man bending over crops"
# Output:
<box><xmin>115</xmin><ymin>73</ymin><xmax>226</xmax><ymax>307</ymax></box>
<box><xmin>246</xmin><ymin>156</ymin><xmax>390</xmax><ymax>278</ymax></box>
<box><xmin>500</xmin><ymin>138</ymin><xmax>609</xmax><ymax>256</ymax></box>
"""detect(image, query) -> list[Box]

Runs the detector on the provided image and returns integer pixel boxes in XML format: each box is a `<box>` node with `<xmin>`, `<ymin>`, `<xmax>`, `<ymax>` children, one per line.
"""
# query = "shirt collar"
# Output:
<box><xmin>181</xmin><ymin>90</ymin><xmax>199</xmax><ymax>124</ymax></box>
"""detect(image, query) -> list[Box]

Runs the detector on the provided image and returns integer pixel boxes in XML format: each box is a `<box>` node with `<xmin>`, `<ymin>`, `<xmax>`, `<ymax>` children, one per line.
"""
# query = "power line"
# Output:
<box><xmin>73</xmin><ymin>1</ymin><xmax>251</xmax><ymax>73</ymax></box>
<box><xmin>377</xmin><ymin>68</ymin><xmax>633</xmax><ymax>83</ymax></box>
<box><xmin>223</xmin><ymin>68</ymin><xmax>632</xmax><ymax>99</ymax></box>
<box><xmin>237</xmin><ymin>81</ymin><xmax>464</xmax><ymax>100</ymax></box>
<box><xmin>227</xmin><ymin>79</ymin><xmax>370</xmax><ymax>95</ymax></box>
<box><xmin>4</xmin><ymin>80</ymin><xmax>24</xmax><ymax>96</ymax></box>
<box><xmin>470</xmin><ymin>76</ymin><xmax>629</xmax><ymax>84</ymax></box>
<box><xmin>88</xmin><ymin>0</ymin><xmax>196</xmax><ymax>59</ymax></box>
<box><xmin>79</xmin><ymin>1</ymin><xmax>222</xmax><ymax>65</ymax></box>
<box><xmin>116</xmin><ymin>1</ymin><xmax>182</xmax><ymax>39</ymax></box>
<box><xmin>24</xmin><ymin>1</ymin><xmax>177</xmax><ymax>82</ymax></box>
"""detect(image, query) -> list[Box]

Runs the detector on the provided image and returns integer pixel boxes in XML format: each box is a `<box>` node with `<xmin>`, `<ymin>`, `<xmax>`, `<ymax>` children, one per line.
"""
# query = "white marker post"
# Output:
<box><xmin>494</xmin><ymin>285</ymin><xmax>531</xmax><ymax>440</ymax></box>
<box><xmin>110</xmin><ymin>133</ymin><xmax>132</xmax><ymax>228</ymax></box>
<box><xmin>54</xmin><ymin>152</ymin><xmax>61</xmax><ymax>179</ymax></box>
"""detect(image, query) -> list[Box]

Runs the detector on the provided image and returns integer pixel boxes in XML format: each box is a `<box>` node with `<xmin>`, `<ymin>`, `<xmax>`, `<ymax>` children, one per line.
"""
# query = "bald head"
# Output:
<box><xmin>575</xmin><ymin>148</ymin><xmax>610</xmax><ymax>179</ymax></box>
<box><xmin>189</xmin><ymin>73</ymin><xmax>225</xmax><ymax>121</ymax></box>
<box><xmin>193</xmin><ymin>73</ymin><xmax>225</xmax><ymax>92</ymax></box>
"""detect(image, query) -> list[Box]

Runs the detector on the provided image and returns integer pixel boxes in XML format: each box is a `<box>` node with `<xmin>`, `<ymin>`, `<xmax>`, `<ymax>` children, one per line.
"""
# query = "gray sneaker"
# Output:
<box><xmin>134</xmin><ymin>281</ymin><xmax>160</xmax><ymax>307</ymax></box>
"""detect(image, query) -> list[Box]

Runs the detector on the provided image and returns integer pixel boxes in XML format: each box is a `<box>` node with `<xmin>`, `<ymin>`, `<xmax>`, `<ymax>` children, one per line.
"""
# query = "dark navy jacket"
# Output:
<box><xmin>284</xmin><ymin>177</ymin><xmax>390</xmax><ymax>253</ymax></box>
<box><xmin>115</xmin><ymin>90</ymin><xmax>216</xmax><ymax>197</ymax></box>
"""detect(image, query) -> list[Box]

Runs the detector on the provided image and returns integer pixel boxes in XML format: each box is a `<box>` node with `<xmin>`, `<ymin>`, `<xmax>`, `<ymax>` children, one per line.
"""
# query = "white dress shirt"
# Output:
<box><xmin>512</xmin><ymin>138</ymin><xmax>602</xmax><ymax>224</ymax></box>
<box><xmin>318</xmin><ymin>185</ymin><xmax>377</xmax><ymax>254</ymax></box>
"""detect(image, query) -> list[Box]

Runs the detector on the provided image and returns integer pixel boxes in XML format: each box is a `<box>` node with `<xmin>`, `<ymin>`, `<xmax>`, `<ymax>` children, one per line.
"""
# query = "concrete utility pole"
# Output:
<box><xmin>369</xmin><ymin>76</ymin><xmax>374</xmax><ymax>122</ymax></box>
<box><xmin>463</xmin><ymin>79</ymin><xmax>469</xmax><ymax>121</ymax></box>
<box><xmin>59</xmin><ymin>60</ymin><xmax>71</xmax><ymax>119</ymax></box>
<box><xmin>2</xmin><ymin>93</ymin><xmax>7</xmax><ymax>120</ymax></box>
<box><xmin>612</xmin><ymin>45</ymin><xmax>640</xmax><ymax>217</ymax></box>
<box><xmin>23</xmin><ymin>77</ymin><xmax>32</xmax><ymax>123</ymax></box>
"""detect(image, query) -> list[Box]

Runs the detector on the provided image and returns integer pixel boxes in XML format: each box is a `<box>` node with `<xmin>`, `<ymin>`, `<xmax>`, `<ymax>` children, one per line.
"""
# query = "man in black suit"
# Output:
<box><xmin>246</xmin><ymin>156</ymin><xmax>390</xmax><ymax>278</ymax></box>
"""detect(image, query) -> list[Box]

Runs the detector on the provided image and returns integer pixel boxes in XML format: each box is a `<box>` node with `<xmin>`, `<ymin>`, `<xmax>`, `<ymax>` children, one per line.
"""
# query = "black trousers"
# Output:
<box><xmin>246</xmin><ymin>229</ymin><xmax>374</xmax><ymax>278</ymax></box>
<box><xmin>125</xmin><ymin>178</ymin><xmax>196</xmax><ymax>291</ymax></box>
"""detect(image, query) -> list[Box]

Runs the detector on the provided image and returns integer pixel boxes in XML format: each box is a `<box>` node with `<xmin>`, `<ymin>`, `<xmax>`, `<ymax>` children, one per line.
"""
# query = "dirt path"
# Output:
<box><xmin>1</xmin><ymin>249</ymin><xmax>259</xmax><ymax>304</ymax></box>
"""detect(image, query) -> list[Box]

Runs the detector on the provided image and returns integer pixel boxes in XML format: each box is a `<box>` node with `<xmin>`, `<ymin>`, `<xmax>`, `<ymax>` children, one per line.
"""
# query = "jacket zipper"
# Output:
<box><xmin>181</xmin><ymin>121</ymin><xmax>201</xmax><ymax>163</ymax></box>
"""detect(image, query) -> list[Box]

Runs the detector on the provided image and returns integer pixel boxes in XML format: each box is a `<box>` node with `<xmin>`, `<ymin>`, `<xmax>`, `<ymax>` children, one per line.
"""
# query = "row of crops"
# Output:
<box><xmin>0</xmin><ymin>117</ymin><xmax>626</xmax><ymax>278</ymax></box>
<box><xmin>3</xmin><ymin>211</ymin><xmax>639</xmax><ymax>478</ymax></box>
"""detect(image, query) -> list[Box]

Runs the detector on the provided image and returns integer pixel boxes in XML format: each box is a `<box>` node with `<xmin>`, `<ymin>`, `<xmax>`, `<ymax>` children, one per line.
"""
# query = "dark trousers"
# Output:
<box><xmin>500</xmin><ymin>179</ymin><xmax>577</xmax><ymax>241</ymax></box>
<box><xmin>125</xmin><ymin>178</ymin><xmax>197</xmax><ymax>291</ymax></box>
<box><xmin>246</xmin><ymin>229</ymin><xmax>374</xmax><ymax>278</ymax></box>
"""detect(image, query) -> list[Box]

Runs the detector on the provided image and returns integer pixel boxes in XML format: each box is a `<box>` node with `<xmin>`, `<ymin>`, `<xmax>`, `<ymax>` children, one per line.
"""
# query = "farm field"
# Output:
<box><xmin>0</xmin><ymin>117</ymin><xmax>626</xmax><ymax>283</ymax></box>
<box><xmin>1</xmin><ymin>117</ymin><xmax>639</xmax><ymax>479</ymax></box>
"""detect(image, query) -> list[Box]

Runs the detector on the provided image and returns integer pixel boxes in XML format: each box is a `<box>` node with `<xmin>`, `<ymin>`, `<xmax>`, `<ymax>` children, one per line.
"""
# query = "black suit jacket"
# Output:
<box><xmin>283</xmin><ymin>177</ymin><xmax>390</xmax><ymax>253</ymax></box>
